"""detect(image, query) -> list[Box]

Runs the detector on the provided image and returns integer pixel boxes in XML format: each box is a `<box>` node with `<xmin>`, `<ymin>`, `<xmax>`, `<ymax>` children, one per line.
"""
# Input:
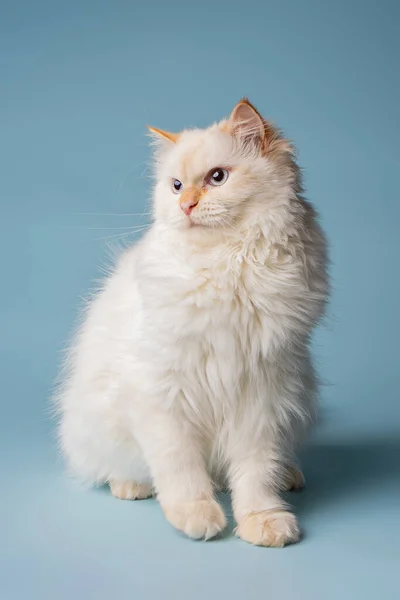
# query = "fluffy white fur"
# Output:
<box><xmin>56</xmin><ymin>100</ymin><xmax>329</xmax><ymax>547</ymax></box>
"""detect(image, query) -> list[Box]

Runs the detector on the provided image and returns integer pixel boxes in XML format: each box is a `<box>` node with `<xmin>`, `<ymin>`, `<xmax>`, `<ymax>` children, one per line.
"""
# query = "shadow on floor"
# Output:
<box><xmin>291</xmin><ymin>436</ymin><xmax>400</xmax><ymax>517</ymax></box>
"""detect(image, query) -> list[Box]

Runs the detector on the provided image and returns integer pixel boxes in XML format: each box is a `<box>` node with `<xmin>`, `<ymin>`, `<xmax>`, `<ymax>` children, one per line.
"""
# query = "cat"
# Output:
<box><xmin>56</xmin><ymin>99</ymin><xmax>329</xmax><ymax>547</ymax></box>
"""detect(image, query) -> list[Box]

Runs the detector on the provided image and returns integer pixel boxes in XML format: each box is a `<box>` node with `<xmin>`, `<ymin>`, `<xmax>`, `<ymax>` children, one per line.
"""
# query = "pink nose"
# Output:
<box><xmin>180</xmin><ymin>200</ymin><xmax>198</xmax><ymax>216</ymax></box>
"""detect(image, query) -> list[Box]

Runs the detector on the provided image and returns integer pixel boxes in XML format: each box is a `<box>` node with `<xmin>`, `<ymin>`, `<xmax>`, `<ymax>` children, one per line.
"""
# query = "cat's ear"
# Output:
<box><xmin>228</xmin><ymin>98</ymin><xmax>265</xmax><ymax>145</ymax></box>
<box><xmin>147</xmin><ymin>126</ymin><xmax>179</xmax><ymax>144</ymax></box>
<box><xmin>147</xmin><ymin>126</ymin><xmax>179</xmax><ymax>163</ymax></box>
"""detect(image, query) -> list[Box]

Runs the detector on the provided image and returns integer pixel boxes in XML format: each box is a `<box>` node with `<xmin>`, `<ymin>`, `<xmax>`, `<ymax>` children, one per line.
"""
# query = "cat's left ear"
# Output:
<box><xmin>147</xmin><ymin>126</ymin><xmax>180</xmax><ymax>144</ymax></box>
<box><xmin>228</xmin><ymin>98</ymin><xmax>266</xmax><ymax>145</ymax></box>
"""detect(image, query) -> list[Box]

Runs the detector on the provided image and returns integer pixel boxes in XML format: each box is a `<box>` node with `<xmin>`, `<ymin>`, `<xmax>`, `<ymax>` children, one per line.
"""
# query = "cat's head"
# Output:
<box><xmin>148</xmin><ymin>99</ymin><xmax>299</xmax><ymax>232</ymax></box>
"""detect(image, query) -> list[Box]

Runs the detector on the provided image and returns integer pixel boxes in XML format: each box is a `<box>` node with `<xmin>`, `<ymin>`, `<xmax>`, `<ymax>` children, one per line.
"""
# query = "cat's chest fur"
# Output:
<box><xmin>139</xmin><ymin>233</ymin><xmax>294</xmax><ymax>369</ymax></box>
<box><xmin>135</xmin><ymin>237</ymin><xmax>296</xmax><ymax>422</ymax></box>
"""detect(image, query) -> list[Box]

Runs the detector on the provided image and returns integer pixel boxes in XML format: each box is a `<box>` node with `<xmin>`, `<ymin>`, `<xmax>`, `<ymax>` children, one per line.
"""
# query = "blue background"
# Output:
<box><xmin>1</xmin><ymin>0</ymin><xmax>399</xmax><ymax>598</ymax></box>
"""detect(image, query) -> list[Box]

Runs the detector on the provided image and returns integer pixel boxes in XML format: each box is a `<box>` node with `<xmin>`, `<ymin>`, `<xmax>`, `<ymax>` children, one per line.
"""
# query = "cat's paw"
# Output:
<box><xmin>281</xmin><ymin>467</ymin><xmax>305</xmax><ymax>492</ymax></box>
<box><xmin>236</xmin><ymin>510</ymin><xmax>300</xmax><ymax>547</ymax></box>
<box><xmin>163</xmin><ymin>498</ymin><xmax>226</xmax><ymax>540</ymax></box>
<box><xmin>109</xmin><ymin>480</ymin><xmax>153</xmax><ymax>500</ymax></box>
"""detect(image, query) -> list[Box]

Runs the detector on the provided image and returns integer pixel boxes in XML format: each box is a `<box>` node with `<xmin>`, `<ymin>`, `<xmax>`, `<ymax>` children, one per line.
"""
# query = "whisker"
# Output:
<box><xmin>114</xmin><ymin>160</ymin><xmax>147</xmax><ymax>196</ymax></box>
<box><xmin>219</xmin><ymin>213</ymin><xmax>237</xmax><ymax>229</ymax></box>
<box><xmin>72</xmin><ymin>212</ymin><xmax>152</xmax><ymax>217</ymax></box>
<box><xmin>63</xmin><ymin>225</ymin><xmax>150</xmax><ymax>231</ymax></box>
<box><xmin>94</xmin><ymin>226</ymin><xmax>150</xmax><ymax>242</ymax></box>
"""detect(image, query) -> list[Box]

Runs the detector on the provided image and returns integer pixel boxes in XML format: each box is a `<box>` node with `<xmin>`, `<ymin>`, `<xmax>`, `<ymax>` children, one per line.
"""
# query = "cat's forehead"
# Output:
<box><xmin>167</xmin><ymin>125</ymin><xmax>235</xmax><ymax>180</ymax></box>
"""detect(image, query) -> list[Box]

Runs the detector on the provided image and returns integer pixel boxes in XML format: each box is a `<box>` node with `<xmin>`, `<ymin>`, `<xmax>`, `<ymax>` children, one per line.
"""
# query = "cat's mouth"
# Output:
<box><xmin>184</xmin><ymin>212</ymin><xmax>204</xmax><ymax>228</ymax></box>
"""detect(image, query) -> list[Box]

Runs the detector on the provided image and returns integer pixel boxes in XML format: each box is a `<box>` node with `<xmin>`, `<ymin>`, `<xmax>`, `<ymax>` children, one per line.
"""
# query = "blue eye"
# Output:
<box><xmin>208</xmin><ymin>168</ymin><xmax>229</xmax><ymax>186</ymax></box>
<box><xmin>172</xmin><ymin>179</ymin><xmax>183</xmax><ymax>193</ymax></box>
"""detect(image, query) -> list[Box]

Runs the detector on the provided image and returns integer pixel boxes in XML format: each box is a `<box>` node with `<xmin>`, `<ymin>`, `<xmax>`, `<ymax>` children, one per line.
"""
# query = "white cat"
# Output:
<box><xmin>56</xmin><ymin>99</ymin><xmax>329</xmax><ymax>547</ymax></box>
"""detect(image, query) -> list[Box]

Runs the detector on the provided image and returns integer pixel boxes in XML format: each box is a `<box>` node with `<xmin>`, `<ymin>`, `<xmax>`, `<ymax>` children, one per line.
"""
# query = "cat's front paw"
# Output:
<box><xmin>236</xmin><ymin>510</ymin><xmax>300</xmax><ymax>547</ymax></box>
<box><xmin>163</xmin><ymin>498</ymin><xmax>226</xmax><ymax>540</ymax></box>
<box><xmin>109</xmin><ymin>480</ymin><xmax>153</xmax><ymax>500</ymax></box>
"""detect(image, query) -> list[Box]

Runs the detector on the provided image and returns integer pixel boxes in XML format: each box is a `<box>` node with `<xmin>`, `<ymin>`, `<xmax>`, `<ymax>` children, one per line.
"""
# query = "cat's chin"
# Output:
<box><xmin>184</xmin><ymin>217</ymin><xmax>209</xmax><ymax>230</ymax></box>
<box><xmin>187</xmin><ymin>222</ymin><xmax>221</xmax><ymax>233</ymax></box>
<box><xmin>178</xmin><ymin>218</ymin><xmax>225</xmax><ymax>243</ymax></box>
<box><xmin>185</xmin><ymin>216</ymin><xmax>223</xmax><ymax>230</ymax></box>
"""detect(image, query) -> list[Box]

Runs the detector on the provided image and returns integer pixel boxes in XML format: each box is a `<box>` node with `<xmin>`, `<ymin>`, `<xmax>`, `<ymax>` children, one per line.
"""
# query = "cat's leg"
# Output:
<box><xmin>60</xmin><ymin>376</ymin><xmax>153</xmax><ymax>491</ymax></box>
<box><xmin>133</xmin><ymin>409</ymin><xmax>226</xmax><ymax>540</ymax></box>
<box><xmin>276</xmin><ymin>446</ymin><xmax>306</xmax><ymax>491</ymax></box>
<box><xmin>109</xmin><ymin>480</ymin><xmax>153</xmax><ymax>500</ymax></box>
<box><xmin>280</xmin><ymin>463</ymin><xmax>305</xmax><ymax>492</ymax></box>
<box><xmin>228</xmin><ymin>442</ymin><xmax>301</xmax><ymax>547</ymax></box>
